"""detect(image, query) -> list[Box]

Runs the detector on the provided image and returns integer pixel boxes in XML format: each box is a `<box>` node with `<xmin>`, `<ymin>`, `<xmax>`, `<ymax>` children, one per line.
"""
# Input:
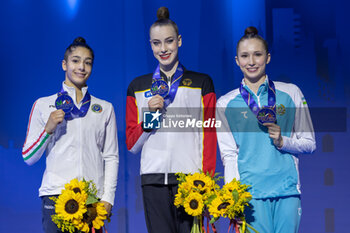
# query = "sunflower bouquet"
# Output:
<box><xmin>50</xmin><ymin>178</ymin><xmax>109</xmax><ymax>233</ymax></box>
<box><xmin>175</xmin><ymin>171</ymin><xmax>220</xmax><ymax>233</ymax></box>
<box><xmin>208</xmin><ymin>178</ymin><xmax>258</xmax><ymax>233</ymax></box>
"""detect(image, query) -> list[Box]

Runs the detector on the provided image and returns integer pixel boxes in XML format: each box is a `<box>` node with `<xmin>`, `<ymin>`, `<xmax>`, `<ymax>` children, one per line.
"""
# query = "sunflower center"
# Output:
<box><xmin>65</xmin><ymin>199</ymin><xmax>79</xmax><ymax>214</ymax></box>
<box><xmin>84</xmin><ymin>206</ymin><xmax>97</xmax><ymax>223</ymax></box>
<box><xmin>189</xmin><ymin>199</ymin><xmax>199</xmax><ymax>210</ymax></box>
<box><xmin>217</xmin><ymin>202</ymin><xmax>230</xmax><ymax>210</ymax></box>
<box><xmin>73</xmin><ymin>188</ymin><xmax>81</xmax><ymax>193</ymax></box>
<box><xmin>194</xmin><ymin>180</ymin><xmax>205</xmax><ymax>187</ymax></box>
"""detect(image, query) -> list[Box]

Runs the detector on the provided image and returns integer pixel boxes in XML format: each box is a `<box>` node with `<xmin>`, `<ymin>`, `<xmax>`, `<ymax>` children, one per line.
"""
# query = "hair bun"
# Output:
<box><xmin>73</xmin><ymin>37</ymin><xmax>86</xmax><ymax>45</ymax></box>
<box><xmin>244</xmin><ymin>26</ymin><xmax>258</xmax><ymax>36</ymax></box>
<box><xmin>157</xmin><ymin>7</ymin><xmax>170</xmax><ymax>20</ymax></box>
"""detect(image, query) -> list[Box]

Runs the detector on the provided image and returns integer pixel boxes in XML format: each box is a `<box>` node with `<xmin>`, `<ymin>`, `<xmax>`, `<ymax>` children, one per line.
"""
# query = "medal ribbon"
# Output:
<box><xmin>228</xmin><ymin>219</ymin><xmax>240</xmax><ymax>233</ymax></box>
<box><xmin>239</xmin><ymin>78</ymin><xmax>276</xmax><ymax>116</ymax></box>
<box><xmin>152</xmin><ymin>63</ymin><xmax>184</xmax><ymax>107</ymax></box>
<box><xmin>58</xmin><ymin>88</ymin><xmax>91</xmax><ymax>120</ymax></box>
<box><xmin>202</xmin><ymin>210</ymin><xmax>218</xmax><ymax>233</ymax></box>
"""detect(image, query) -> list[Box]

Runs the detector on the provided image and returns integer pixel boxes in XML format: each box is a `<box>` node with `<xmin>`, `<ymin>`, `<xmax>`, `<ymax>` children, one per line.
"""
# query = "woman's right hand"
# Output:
<box><xmin>45</xmin><ymin>109</ymin><xmax>65</xmax><ymax>134</ymax></box>
<box><xmin>148</xmin><ymin>95</ymin><xmax>164</xmax><ymax>111</ymax></box>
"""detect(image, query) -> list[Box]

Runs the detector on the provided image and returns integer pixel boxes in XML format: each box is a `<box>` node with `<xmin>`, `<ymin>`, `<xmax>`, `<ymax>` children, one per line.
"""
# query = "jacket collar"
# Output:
<box><xmin>62</xmin><ymin>82</ymin><xmax>89</xmax><ymax>106</ymax></box>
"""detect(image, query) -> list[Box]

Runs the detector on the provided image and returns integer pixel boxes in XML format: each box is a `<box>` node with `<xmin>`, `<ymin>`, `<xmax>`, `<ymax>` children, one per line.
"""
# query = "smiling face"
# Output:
<box><xmin>235</xmin><ymin>38</ymin><xmax>271</xmax><ymax>83</ymax></box>
<box><xmin>150</xmin><ymin>25</ymin><xmax>182</xmax><ymax>71</ymax></box>
<box><xmin>62</xmin><ymin>46</ymin><xmax>93</xmax><ymax>89</ymax></box>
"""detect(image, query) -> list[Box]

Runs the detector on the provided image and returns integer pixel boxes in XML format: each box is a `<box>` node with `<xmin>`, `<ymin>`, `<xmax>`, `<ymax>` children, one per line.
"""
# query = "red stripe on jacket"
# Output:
<box><xmin>202</xmin><ymin>92</ymin><xmax>217</xmax><ymax>176</ymax></box>
<box><xmin>125</xmin><ymin>96</ymin><xmax>144</xmax><ymax>151</ymax></box>
<box><xmin>22</xmin><ymin>129</ymin><xmax>46</xmax><ymax>155</ymax></box>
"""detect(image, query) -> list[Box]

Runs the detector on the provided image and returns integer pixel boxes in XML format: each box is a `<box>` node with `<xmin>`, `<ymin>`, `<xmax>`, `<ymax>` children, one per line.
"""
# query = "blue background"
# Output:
<box><xmin>0</xmin><ymin>0</ymin><xmax>349</xmax><ymax>232</ymax></box>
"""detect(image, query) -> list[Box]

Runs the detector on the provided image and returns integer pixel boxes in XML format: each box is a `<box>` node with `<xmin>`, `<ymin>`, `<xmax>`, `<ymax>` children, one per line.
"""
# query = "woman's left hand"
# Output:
<box><xmin>100</xmin><ymin>201</ymin><xmax>112</xmax><ymax>217</ymax></box>
<box><xmin>263</xmin><ymin>123</ymin><xmax>283</xmax><ymax>148</ymax></box>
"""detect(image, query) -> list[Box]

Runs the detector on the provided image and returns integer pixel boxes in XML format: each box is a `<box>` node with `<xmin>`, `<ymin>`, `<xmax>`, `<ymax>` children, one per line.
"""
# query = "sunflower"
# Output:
<box><xmin>184</xmin><ymin>192</ymin><xmax>204</xmax><ymax>216</ymax></box>
<box><xmin>83</xmin><ymin>202</ymin><xmax>107</xmax><ymax>230</ymax></box>
<box><xmin>55</xmin><ymin>190</ymin><xmax>87</xmax><ymax>221</ymax></box>
<box><xmin>65</xmin><ymin>178</ymin><xmax>87</xmax><ymax>194</ymax></box>
<box><xmin>223</xmin><ymin>179</ymin><xmax>241</xmax><ymax>194</ymax></box>
<box><xmin>208</xmin><ymin>195</ymin><xmax>234</xmax><ymax>218</ymax></box>
<box><xmin>174</xmin><ymin>192</ymin><xmax>184</xmax><ymax>207</ymax></box>
<box><xmin>186</xmin><ymin>173</ymin><xmax>214</xmax><ymax>195</ymax></box>
<box><xmin>74</xmin><ymin>218</ymin><xmax>89</xmax><ymax>233</ymax></box>
<box><xmin>221</xmin><ymin>189</ymin><xmax>235</xmax><ymax>201</ymax></box>
<box><xmin>178</xmin><ymin>181</ymin><xmax>192</xmax><ymax>193</ymax></box>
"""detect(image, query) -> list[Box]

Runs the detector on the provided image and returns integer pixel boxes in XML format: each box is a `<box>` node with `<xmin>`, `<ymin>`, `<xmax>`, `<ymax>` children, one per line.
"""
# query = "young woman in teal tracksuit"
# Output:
<box><xmin>216</xmin><ymin>26</ymin><xmax>316</xmax><ymax>233</ymax></box>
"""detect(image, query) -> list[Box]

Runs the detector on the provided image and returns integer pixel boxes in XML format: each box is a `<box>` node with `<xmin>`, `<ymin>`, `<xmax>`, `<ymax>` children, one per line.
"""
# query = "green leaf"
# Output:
<box><xmin>232</xmin><ymin>189</ymin><xmax>239</xmax><ymax>203</ymax></box>
<box><xmin>206</xmin><ymin>194</ymin><xmax>217</xmax><ymax>204</ymax></box>
<box><xmin>246</xmin><ymin>196</ymin><xmax>252</xmax><ymax>202</ymax></box>
<box><xmin>209</xmin><ymin>217</ymin><xmax>219</xmax><ymax>224</ymax></box>
<box><xmin>86</xmin><ymin>194</ymin><xmax>99</xmax><ymax>205</ymax></box>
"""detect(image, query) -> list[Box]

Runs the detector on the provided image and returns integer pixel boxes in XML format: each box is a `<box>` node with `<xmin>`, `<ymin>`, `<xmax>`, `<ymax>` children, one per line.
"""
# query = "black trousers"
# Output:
<box><xmin>41</xmin><ymin>196</ymin><xmax>63</xmax><ymax>233</ymax></box>
<box><xmin>142</xmin><ymin>184</ymin><xmax>193</xmax><ymax>233</ymax></box>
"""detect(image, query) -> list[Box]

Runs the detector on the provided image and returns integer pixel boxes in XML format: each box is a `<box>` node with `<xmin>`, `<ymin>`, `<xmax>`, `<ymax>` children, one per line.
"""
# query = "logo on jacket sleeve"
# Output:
<box><xmin>302</xmin><ymin>97</ymin><xmax>307</xmax><ymax>105</ymax></box>
<box><xmin>241</xmin><ymin>111</ymin><xmax>248</xmax><ymax>119</ymax></box>
<box><xmin>182</xmin><ymin>78</ymin><xmax>192</xmax><ymax>86</ymax></box>
<box><xmin>91</xmin><ymin>104</ymin><xmax>103</xmax><ymax>113</ymax></box>
<box><xmin>276</xmin><ymin>104</ymin><xmax>286</xmax><ymax>116</ymax></box>
<box><xmin>144</xmin><ymin>90</ymin><xmax>153</xmax><ymax>98</ymax></box>
<box><xmin>143</xmin><ymin>110</ymin><xmax>161</xmax><ymax>129</ymax></box>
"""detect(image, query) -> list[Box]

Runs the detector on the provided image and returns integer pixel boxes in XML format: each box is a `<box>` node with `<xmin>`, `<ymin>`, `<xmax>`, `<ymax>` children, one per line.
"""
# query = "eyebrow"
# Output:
<box><xmin>240</xmin><ymin>50</ymin><xmax>264</xmax><ymax>53</ymax></box>
<box><xmin>71</xmin><ymin>56</ymin><xmax>92</xmax><ymax>60</ymax></box>
<box><xmin>150</xmin><ymin>36</ymin><xmax>175</xmax><ymax>42</ymax></box>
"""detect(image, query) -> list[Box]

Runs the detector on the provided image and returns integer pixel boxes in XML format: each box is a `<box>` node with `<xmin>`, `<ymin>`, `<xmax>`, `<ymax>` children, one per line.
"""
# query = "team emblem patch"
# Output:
<box><xmin>91</xmin><ymin>104</ymin><xmax>103</xmax><ymax>113</ymax></box>
<box><xmin>182</xmin><ymin>78</ymin><xmax>192</xmax><ymax>86</ymax></box>
<box><xmin>276</xmin><ymin>104</ymin><xmax>286</xmax><ymax>116</ymax></box>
